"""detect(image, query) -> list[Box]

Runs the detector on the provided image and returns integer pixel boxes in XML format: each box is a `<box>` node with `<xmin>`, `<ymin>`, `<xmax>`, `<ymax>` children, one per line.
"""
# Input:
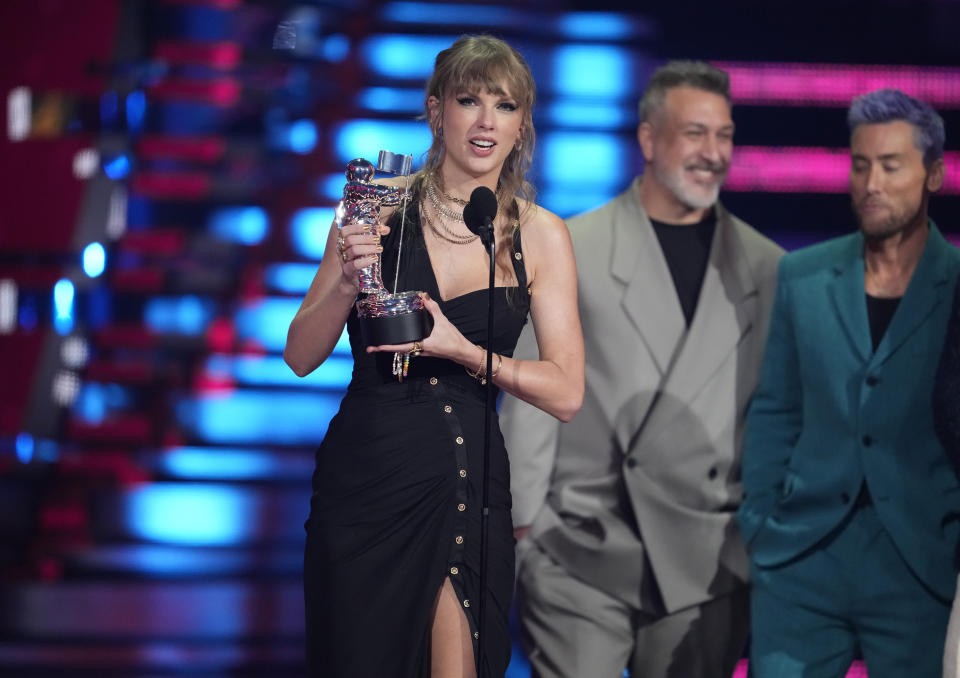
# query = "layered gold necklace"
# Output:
<box><xmin>422</xmin><ymin>179</ymin><xmax>479</xmax><ymax>245</ymax></box>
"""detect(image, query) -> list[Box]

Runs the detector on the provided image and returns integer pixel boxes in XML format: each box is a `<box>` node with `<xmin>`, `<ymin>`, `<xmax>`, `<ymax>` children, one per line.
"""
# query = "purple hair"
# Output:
<box><xmin>847</xmin><ymin>89</ymin><xmax>945</xmax><ymax>166</ymax></box>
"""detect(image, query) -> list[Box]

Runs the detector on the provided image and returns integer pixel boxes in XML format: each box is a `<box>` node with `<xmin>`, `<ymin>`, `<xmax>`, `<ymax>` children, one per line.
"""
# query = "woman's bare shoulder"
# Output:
<box><xmin>518</xmin><ymin>199</ymin><xmax>568</xmax><ymax>243</ymax></box>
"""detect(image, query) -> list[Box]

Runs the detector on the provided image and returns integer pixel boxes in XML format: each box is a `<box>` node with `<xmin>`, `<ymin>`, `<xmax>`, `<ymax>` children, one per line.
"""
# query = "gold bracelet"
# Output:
<box><xmin>465</xmin><ymin>346</ymin><xmax>487</xmax><ymax>381</ymax></box>
<box><xmin>489</xmin><ymin>353</ymin><xmax>502</xmax><ymax>379</ymax></box>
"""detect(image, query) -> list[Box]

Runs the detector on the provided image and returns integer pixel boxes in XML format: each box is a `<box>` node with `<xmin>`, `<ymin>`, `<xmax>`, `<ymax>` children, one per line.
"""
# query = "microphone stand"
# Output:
<box><xmin>477</xmin><ymin>217</ymin><xmax>495</xmax><ymax>677</ymax></box>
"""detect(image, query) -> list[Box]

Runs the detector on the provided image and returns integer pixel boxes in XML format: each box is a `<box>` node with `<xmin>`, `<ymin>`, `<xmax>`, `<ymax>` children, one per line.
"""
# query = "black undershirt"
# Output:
<box><xmin>650</xmin><ymin>213</ymin><xmax>717</xmax><ymax>327</ymax></box>
<box><xmin>866</xmin><ymin>294</ymin><xmax>901</xmax><ymax>351</ymax></box>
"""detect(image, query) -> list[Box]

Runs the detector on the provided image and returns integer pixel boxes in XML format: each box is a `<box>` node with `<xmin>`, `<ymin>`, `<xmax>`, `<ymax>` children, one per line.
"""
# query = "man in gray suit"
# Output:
<box><xmin>500</xmin><ymin>61</ymin><xmax>784</xmax><ymax>677</ymax></box>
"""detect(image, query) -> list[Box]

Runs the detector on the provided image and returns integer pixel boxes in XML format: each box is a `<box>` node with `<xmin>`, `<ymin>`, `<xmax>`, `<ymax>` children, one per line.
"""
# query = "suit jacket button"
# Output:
<box><xmin>626</xmin><ymin>458</ymin><xmax>637</xmax><ymax>469</ymax></box>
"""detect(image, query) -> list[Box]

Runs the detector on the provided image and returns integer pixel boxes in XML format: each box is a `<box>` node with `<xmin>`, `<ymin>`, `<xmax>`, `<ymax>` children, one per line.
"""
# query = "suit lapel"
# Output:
<box><xmin>872</xmin><ymin>224</ymin><xmax>955</xmax><ymax>366</ymax></box>
<box><xmin>827</xmin><ymin>234</ymin><xmax>871</xmax><ymax>364</ymax></box>
<box><xmin>628</xmin><ymin>207</ymin><xmax>757</xmax><ymax>452</ymax></box>
<box><xmin>611</xmin><ymin>179</ymin><xmax>686</xmax><ymax>377</ymax></box>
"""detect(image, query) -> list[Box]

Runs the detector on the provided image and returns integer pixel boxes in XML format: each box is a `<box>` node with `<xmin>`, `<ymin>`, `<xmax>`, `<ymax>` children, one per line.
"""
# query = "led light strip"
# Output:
<box><xmin>715</xmin><ymin>62</ymin><xmax>960</xmax><ymax>108</ymax></box>
<box><xmin>727</xmin><ymin>147</ymin><xmax>960</xmax><ymax>194</ymax></box>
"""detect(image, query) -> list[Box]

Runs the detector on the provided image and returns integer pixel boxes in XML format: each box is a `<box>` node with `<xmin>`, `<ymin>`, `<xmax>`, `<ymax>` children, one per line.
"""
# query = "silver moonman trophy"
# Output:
<box><xmin>337</xmin><ymin>151</ymin><xmax>433</xmax><ymax>346</ymax></box>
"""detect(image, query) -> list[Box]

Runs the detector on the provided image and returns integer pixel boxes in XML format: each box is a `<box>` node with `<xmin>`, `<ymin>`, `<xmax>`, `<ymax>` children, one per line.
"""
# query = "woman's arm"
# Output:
<box><xmin>492</xmin><ymin>208</ymin><xmax>584</xmax><ymax>421</ymax></box>
<box><xmin>283</xmin><ymin>219</ymin><xmax>385</xmax><ymax>377</ymax></box>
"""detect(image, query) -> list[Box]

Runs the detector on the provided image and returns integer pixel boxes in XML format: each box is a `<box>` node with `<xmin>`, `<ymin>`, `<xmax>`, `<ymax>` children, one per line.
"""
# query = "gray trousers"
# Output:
<box><xmin>516</xmin><ymin>540</ymin><xmax>749</xmax><ymax>678</ymax></box>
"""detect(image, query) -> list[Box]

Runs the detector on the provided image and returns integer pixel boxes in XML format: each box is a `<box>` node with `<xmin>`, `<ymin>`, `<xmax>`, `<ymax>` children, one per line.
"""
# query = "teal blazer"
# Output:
<box><xmin>738</xmin><ymin>223</ymin><xmax>960</xmax><ymax>600</ymax></box>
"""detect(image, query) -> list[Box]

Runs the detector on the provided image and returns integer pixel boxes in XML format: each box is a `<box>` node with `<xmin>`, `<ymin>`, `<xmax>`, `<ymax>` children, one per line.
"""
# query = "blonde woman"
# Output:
<box><xmin>284</xmin><ymin>35</ymin><xmax>584</xmax><ymax>677</ymax></box>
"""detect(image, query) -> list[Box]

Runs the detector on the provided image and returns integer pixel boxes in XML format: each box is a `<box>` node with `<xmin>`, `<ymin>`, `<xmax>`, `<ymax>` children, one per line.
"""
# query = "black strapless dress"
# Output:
<box><xmin>303</xmin><ymin>199</ymin><xmax>530</xmax><ymax>677</ymax></box>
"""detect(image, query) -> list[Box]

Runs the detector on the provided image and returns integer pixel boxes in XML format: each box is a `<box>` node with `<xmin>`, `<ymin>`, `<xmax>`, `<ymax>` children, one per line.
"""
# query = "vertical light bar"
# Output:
<box><xmin>0</xmin><ymin>279</ymin><xmax>17</xmax><ymax>333</ymax></box>
<box><xmin>107</xmin><ymin>186</ymin><xmax>127</xmax><ymax>239</ymax></box>
<box><xmin>7</xmin><ymin>87</ymin><xmax>31</xmax><ymax>141</ymax></box>
<box><xmin>53</xmin><ymin>279</ymin><xmax>75</xmax><ymax>335</ymax></box>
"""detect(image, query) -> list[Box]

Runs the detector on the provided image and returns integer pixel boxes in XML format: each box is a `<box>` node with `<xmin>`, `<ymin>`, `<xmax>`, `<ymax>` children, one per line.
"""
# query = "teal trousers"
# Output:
<box><xmin>749</xmin><ymin>502</ymin><xmax>951</xmax><ymax>678</ymax></box>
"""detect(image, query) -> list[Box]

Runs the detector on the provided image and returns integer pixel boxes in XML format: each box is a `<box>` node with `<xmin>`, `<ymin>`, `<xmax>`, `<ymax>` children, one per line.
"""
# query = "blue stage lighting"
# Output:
<box><xmin>556</xmin><ymin>12</ymin><xmax>636</xmax><ymax>40</ymax></box>
<box><xmin>126</xmin><ymin>90</ymin><xmax>146</xmax><ymax>132</ymax></box>
<box><xmin>176</xmin><ymin>390</ymin><xmax>342</xmax><ymax>445</ymax></box>
<box><xmin>161</xmin><ymin>446</ymin><xmax>314</xmax><ymax>482</ymax></box>
<box><xmin>127</xmin><ymin>483</ymin><xmax>251</xmax><ymax>546</ymax></box>
<box><xmin>362</xmin><ymin>34</ymin><xmax>457</xmax><ymax>79</ymax></box>
<box><xmin>288</xmin><ymin>119</ymin><xmax>318</xmax><ymax>154</ymax></box>
<box><xmin>554</xmin><ymin>45</ymin><xmax>632</xmax><ymax>97</ymax></box>
<box><xmin>317</xmin><ymin>173</ymin><xmax>346</xmax><ymax>201</ymax></box>
<box><xmin>334</xmin><ymin>119</ymin><xmax>429</xmax><ymax>165</ymax></box>
<box><xmin>19</xmin><ymin>295</ymin><xmax>37</xmax><ymax>331</ymax></box>
<box><xmin>53</xmin><ymin>279</ymin><xmax>74</xmax><ymax>335</ymax></box>
<box><xmin>290</xmin><ymin>207</ymin><xmax>335</xmax><ymax>260</ymax></box>
<box><xmin>103</xmin><ymin>154</ymin><xmax>132</xmax><ymax>180</ymax></box>
<box><xmin>34</xmin><ymin>439</ymin><xmax>59</xmax><ymax>462</ymax></box>
<box><xmin>234</xmin><ymin>297</ymin><xmax>351</xmax><ymax>356</ymax></box>
<box><xmin>209</xmin><ymin>206</ymin><xmax>269</xmax><ymax>245</ymax></box>
<box><xmin>322</xmin><ymin>34</ymin><xmax>350</xmax><ymax>62</ymax></box>
<box><xmin>540</xmin><ymin>187</ymin><xmax>621</xmax><ymax>219</ymax></box>
<box><xmin>82</xmin><ymin>242</ymin><xmax>107</xmax><ymax>278</ymax></box>
<box><xmin>357</xmin><ymin>87</ymin><xmax>423</xmax><ymax>113</ymax></box>
<box><xmin>234</xmin><ymin>297</ymin><xmax>300</xmax><ymax>352</ymax></box>
<box><xmin>264</xmin><ymin>262</ymin><xmax>318</xmax><ymax>294</ymax></box>
<box><xmin>100</xmin><ymin>91</ymin><xmax>119</xmax><ymax>125</ymax></box>
<box><xmin>548</xmin><ymin>100</ymin><xmax>630</xmax><ymax>129</ymax></box>
<box><xmin>380</xmin><ymin>2</ymin><xmax>513</xmax><ymax>25</ymax></box>
<box><xmin>163</xmin><ymin>447</ymin><xmax>273</xmax><ymax>480</ymax></box>
<box><xmin>144</xmin><ymin>295</ymin><xmax>214</xmax><ymax>335</ymax></box>
<box><xmin>75</xmin><ymin>383</ymin><xmax>107</xmax><ymax>424</ymax></box>
<box><xmin>541</xmin><ymin>132</ymin><xmax>625</xmax><ymax>184</ymax></box>
<box><xmin>15</xmin><ymin>433</ymin><xmax>34</xmax><ymax>464</ymax></box>
<box><xmin>206</xmin><ymin>353</ymin><xmax>353</xmax><ymax>389</ymax></box>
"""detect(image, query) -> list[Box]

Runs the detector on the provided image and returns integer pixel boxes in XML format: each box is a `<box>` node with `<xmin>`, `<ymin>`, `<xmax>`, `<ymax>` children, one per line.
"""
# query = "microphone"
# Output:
<box><xmin>463</xmin><ymin>186</ymin><xmax>498</xmax><ymax>247</ymax></box>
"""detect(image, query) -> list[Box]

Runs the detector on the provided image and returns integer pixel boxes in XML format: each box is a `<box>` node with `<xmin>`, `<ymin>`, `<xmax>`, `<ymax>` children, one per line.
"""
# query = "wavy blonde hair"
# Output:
<box><xmin>411</xmin><ymin>35</ymin><xmax>537</xmax><ymax>276</ymax></box>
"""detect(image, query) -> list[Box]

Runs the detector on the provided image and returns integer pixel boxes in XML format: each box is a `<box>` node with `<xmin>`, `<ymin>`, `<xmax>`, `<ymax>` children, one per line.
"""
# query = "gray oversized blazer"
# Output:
<box><xmin>501</xmin><ymin>178</ymin><xmax>783</xmax><ymax>612</ymax></box>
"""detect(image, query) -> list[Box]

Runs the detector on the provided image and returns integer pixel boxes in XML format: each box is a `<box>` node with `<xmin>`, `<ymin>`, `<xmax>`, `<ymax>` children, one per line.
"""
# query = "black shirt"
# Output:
<box><xmin>650</xmin><ymin>213</ymin><xmax>717</xmax><ymax>327</ymax></box>
<box><xmin>866</xmin><ymin>293</ymin><xmax>901</xmax><ymax>352</ymax></box>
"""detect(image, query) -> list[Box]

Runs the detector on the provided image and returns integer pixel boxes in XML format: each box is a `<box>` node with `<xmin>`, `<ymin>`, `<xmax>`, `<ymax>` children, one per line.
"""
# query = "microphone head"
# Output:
<box><xmin>463</xmin><ymin>186</ymin><xmax>498</xmax><ymax>235</ymax></box>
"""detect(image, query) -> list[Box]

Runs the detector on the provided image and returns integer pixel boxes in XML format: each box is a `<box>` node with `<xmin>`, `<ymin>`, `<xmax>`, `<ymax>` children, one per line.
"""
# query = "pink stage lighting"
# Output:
<box><xmin>716</xmin><ymin>62</ymin><xmax>960</xmax><ymax>108</ymax></box>
<box><xmin>727</xmin><ymin>147</ymin><xmax>960</xmax><ymax>194</ymax></box>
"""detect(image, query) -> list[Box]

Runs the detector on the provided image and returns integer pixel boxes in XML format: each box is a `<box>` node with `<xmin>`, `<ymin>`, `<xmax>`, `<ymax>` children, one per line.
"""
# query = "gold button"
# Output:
<box><xmin>473</xmin><ymin>631</ymin><xmax>479</xmax><ymax>640</ymax></box>
<box><xmin>463</xmin><ymin>599</ymin><xmax>470</xmax><ymax>608</ymax></box>
<box><xmin>459</xmin><ymin>469</ymin><xmax>467</xmax><ymax>478</ymax></box>
<box><xmin>455</xmin><ymin>536</ymin><xmax>463</xmax><ymax>544</ymax></box>
<box><xmin>444</xmin><ymin>405</ymin><xmax>452</xmax><ymax>413</ymax></box>
<box><xmin>455</xmin><ymin>436</ymin><xmax>464</xmax><ymax>445</ymax></box>
<box><xmin>458</xmin><ymin>503</ymin><xmax>466</xmax><ymax>512</ymax></box>
<box><xmin>450</xmin><ymin>566</ymin><xmax>459</xmax><ymax>575</ymax></box>
<box><xmin>514</xmin><ymin>251</ymin><xmax>522</xmax><ymax>260</ymax></box>
<box><xmin>429</xmin><ymin>377</ymin><xmax>438</xmax><ymax>385</ymax></box>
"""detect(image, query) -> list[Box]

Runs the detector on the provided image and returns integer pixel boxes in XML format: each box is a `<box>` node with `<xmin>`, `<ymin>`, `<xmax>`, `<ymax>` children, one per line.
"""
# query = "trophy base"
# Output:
<box><xmin>358</xmin><ymin>307</ymin><xmax>434</xmax><ymax>346</ymax></box>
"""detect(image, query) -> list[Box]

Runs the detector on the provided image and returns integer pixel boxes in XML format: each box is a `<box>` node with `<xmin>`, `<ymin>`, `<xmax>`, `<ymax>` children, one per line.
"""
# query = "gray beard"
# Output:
<box><xmin>653</xmin><ymin>164</ymin><xmax>722</xmax><ymax>211</ymax></box>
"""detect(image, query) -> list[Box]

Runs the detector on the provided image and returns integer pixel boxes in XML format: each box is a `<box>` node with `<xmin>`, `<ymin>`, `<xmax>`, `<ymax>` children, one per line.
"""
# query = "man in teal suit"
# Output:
<box><xmin>739</xmin><ymin>89</ymin><xmax>960</xmax><ymax>677</ymax></box>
